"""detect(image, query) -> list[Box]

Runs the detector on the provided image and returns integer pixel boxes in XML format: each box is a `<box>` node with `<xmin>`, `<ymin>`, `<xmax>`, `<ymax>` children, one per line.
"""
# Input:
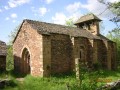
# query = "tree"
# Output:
<box><xmin>98</xmin><ymin>0</ymin><xmax>120</xmax><ymax>28</ymax></box>
<box><xmin>98</xmin><ymin>0</ymin><xmax>120</xmax><ymax>67</ymax></box>
<box><xmin>6</xmin><ymin>45</ymin><xmax>14</xmax><ymax>70</ymax></box>
<box><xmin>8</xmin><ymin>25</ymin><xmax>20</xmax><ymax>45</ymax></box>
<box><xmin>6</xmin><ymin>25</ymin><xmax>20</xmax><ymax>70</ymax></box>
<box><xmin>65</xmin><ymin>18</ymin><xmax>75</xmax><ymax>27</ymax></box>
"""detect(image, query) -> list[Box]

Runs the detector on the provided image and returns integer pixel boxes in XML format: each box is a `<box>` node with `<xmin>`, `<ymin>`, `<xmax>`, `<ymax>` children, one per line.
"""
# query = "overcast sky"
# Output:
<box><xmin>0</xmin><ymin>0</ymin><xmax>119</xmax><ymax>43</ymax></box>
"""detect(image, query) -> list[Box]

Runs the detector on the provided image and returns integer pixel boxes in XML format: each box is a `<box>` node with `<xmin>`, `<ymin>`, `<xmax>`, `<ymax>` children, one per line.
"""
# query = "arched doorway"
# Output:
<box><xmin>21</xmin><ymin>48</ymin><xmax>30</xmax><ymax>74</ymax></box>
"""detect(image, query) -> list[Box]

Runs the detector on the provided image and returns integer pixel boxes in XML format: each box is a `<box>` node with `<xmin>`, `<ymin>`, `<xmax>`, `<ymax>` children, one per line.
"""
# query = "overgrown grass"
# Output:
<box><xmin>1</xmin><ymin>69</ymin><xmax>120</xmax><ymax>90</ymax></box>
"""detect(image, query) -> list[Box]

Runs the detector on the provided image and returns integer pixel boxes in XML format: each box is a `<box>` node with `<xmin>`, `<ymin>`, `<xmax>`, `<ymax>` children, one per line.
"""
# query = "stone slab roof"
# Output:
<box><xmin>13</xmin><ymin>19</ymin><xmax>112</xmax><ymax>43</ymax></box>
<box><xmin>26</xmin><ymin>19</ymin><xmax>101</xmax><ymax>39</ymax></box>
<box><xmin>0</xmin><ymin>40</ymin><xmax>7</xmax><ymax>56</ymax></box>
<box><xmin>74</xmin><ymin>13</ymin><xmax>102</xmax><ymax>25</ymax></box>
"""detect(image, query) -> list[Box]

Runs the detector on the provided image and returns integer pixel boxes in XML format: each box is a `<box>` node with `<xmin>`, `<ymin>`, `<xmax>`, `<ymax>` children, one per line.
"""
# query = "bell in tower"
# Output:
<box><xmin>74</xmin><ymin>13</ymin><xmax>102</xmax><ymax>35</ymax></box>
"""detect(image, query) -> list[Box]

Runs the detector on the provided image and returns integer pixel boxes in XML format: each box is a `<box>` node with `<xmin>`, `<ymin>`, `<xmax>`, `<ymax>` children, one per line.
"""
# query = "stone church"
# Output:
<box><xmin>0</xmin><ymin>40</ymin><xmax>7</xmax><ymax>71</ymax></box>
<box><xmin>13</xmin><ymin>14</ymin><xmax>116</xmax><ymax>77</ymax></box>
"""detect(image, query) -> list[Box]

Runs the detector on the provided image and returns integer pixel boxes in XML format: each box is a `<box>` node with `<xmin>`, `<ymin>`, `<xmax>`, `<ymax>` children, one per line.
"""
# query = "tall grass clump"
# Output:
<box><xmin>19</xmin><ymin>75</ymin><xmax>76</xmax><ymax>90</ymax></box>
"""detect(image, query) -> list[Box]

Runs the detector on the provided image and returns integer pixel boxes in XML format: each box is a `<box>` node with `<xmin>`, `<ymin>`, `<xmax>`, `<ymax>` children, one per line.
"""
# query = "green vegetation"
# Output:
<box><xmin>65</xmin><ymin>18</ymin><xmax>75</xmax><ymax>27</ymax></box>
<box><xmin>5</xmin><ymin>4</ymin><xmax>120</xmax><ymax>89</ymax></box>
<box><xmin>98</xmin><ymin>1</ymin><xmax>120</xmax><ymax>67</ymax></box>
<box><xmin>98</xmin><ymin>0</ymin><xmax>120</xmax><ymax>27</ymax></box>
<box><xmin>0</xmin><ymin>69</ymin><xmax>120</xmax><ymax>90</ymax></box>
<box><xmin>6</xmin><ymin>25</ymin><xmax>20</xmax><ymax>71</ymax></box>
<box><xmin>6</xmin><ymin>45</ymin><xmax>14</xmax><ymax>71</ymax></box>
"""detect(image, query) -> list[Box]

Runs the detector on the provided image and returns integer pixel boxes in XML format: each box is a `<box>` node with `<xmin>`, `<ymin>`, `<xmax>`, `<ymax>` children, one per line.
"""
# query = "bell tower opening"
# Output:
<box><xmin>74</xmin><ymin>13</ymin><xmax>102</xmax><ymax>35</ymax></box>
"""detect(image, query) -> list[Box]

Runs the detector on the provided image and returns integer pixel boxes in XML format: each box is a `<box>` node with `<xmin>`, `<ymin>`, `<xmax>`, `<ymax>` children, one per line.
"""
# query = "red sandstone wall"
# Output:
<box><xmin>50</xmin><ymin>34</ymin><xmax>73</xmax><ymax>74</ymax></box>
<box><xmin>13</xmin><ymin>21</ymin><xmax>43</xmax><ymax>76</ymax></box>
<box><xmin>96</xmin><ymin>40</ymin><xmax>107</xmax><ymax>68</ymax></box>
<box><xmin>73</xmin><ymin>37</ymin><xmax>93</xmax><ymax>68</ymax></box>
<box><xmin>13</xmin><ymin>21</ymin><xmax>117</xmax><ymax>77</ymax></box>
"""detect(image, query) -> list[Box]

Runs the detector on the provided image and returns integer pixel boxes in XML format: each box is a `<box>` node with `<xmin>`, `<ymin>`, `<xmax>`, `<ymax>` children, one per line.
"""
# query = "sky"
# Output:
<box><xmin>0</xmin><ymin>0</ymin><xmax>119</xmax><ymax>43</ymax></box>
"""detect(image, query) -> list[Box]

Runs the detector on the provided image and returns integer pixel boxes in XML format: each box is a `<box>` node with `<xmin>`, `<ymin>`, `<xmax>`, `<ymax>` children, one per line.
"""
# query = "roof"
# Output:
<box><xmin>74</xmin><ymin>13</ymin><xmax>102</xmax><ymax>25</ymax></box>
<box><xmin>25</xmin><ymin>19</ymin><xmax>100</xmax><ymax>39</ymax></box>
<box><xmin>13</xmin><ymin>19</ymin><xmax>111</xmax><ymax>43</ymax></box>
<box><xmin>0</xmin><ymin>40</ymin><xmax>7</xmax><ymax>56</ymax></box>
<box><xmin>97</xmin><ymin>34</ymin><xmax>111</xmax><ymax>41</ymax></box>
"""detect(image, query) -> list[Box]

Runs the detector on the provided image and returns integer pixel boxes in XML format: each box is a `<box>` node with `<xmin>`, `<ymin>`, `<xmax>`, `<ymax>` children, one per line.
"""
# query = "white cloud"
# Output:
<box><xmin>31</xmin><ymin>6</ymin><xmax>48</xmax><ymax>16</ymax></box>
<box><xmin>52</xmin><ymin>12</ymin><xmax>83</xmax><ymax>25</ymax></box>
<box><xmin>52</xmin><ymin>12</ymin><xmax>67</xmax><ymax>25</ymax></box>
<box><xmin>53</xmin><ymin>0</ymin><xmax>119</xmax><ymax>25</ymax></box>
<box><xmin>69</xmin><ymin>12</ymin><xmax>82</xmax><ymax>21</ymax></box>
<box><xmin>80</xmin><ymin>0</ymin><xmax>114</xmax><ymax>19</ymax></box>
<box><xmin>12</xmin><ymin>20</ymin><xmax>16</xmax><ymax>23</ymax></box>
<box><xmin>4</xmin><ymin>6</ymin><xmax>9</xmax><ymax>10</ymax></box>
<box><xmin>8</xmin><ymin>0</ymin><xmax>30</xmax><ymax>8</ymax></box>
<box><xmin>39</xmin><ymin>7</ymin><xmax>48</xmax><ymax>16</ymax></box>
<box><xmin>0</xmin><ymin>9</ymin><xmax>2</xmax><ymax>12</ymax></box>
<box><xmin>11</xmin><ymin>13</ymin><xmax>17</xmax><ymax>18</ymax></box>
<box><xmin>31</xmin><ymin>6</ymin><xmax>35</xmax><ymax>10</ymax></box>
<box><xmin>65</xmin><ymin>0</ymin><xmax>119</xmax><ymax>20</ymax></box>
<box><xmin>5</xmin><ymin>17</ymin><xmax>10</xmax><ymax>20</ymax></box>
<box><xmin>81</xmin><ymin>0</ymin><xmax>105</xmax><ymax>13</ymax></box>
<box><xmin>31</xmin><ymin>6</ymin><xmax>36</xmax><ymax>13</ymax></box>
<box><xmin>107</xmin><ymin>0</ymin><xmax>120</xmax><ymax>3</ymax></box>
<box><xmin>66</xmin><ymin>2</ymin><xmax>81</xmax><ymax>13</ymax></box>
<box><xmin>45</xmin><ymin>0</ymin><xmax>54</xmax><ymax>4</ymax></box>
<box><xmin>5</xmin><ymin>13</ymin><xmax>18</xmax><ymax>22</ymax></box>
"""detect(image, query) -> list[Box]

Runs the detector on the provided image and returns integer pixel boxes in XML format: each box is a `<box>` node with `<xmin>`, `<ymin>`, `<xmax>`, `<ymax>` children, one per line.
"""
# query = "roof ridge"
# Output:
<box><xmin>24</xmin><ymin>19</ymin><xmax>79</xmax><ymax>29</ymax></box>
<box><xmin>25</xmin><ymin>19</ymin><xmax>100</xmax><ymax>39</ymax></box>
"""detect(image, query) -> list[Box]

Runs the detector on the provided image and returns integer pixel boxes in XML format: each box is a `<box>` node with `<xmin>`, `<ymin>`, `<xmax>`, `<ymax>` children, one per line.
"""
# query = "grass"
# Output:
<box><xmin>0</xmin><ymin>69</ymin><xmax>120</xmax><ymax>90</ymax></box>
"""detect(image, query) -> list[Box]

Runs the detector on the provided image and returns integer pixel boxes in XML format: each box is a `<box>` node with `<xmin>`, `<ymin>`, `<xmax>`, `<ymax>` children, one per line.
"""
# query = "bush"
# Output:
<box><xmin>6</xmin><ymin>45</ymin><xmax>14</xmax><ymax>71</ymax></box>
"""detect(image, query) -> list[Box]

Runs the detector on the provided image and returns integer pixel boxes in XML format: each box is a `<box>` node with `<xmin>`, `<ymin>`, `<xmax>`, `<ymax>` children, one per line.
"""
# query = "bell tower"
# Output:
<box><xmin>74</xmin><ymin>13</ymin><xmax>102</xmax><ymax>35</ymax></box>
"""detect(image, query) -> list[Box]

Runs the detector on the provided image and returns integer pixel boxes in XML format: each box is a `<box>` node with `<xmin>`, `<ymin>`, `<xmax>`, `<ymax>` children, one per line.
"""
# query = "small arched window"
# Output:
<box><xmin>79</xmin><ymin>46</ymin><xmax>86</xmax><ymax>65</ymax></box>
<box><xmin>80</xmin><ymin>50</ymin><xmax>82</xmax><ymax>59</ymax></box>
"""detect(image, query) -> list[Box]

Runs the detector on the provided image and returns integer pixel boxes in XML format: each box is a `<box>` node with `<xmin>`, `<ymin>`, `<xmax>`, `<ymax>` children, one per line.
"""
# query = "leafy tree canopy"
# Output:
<box><xmin>98</xmin><ymin>0</ymin><xmax>120</xmax><ymax>27</ymax></box>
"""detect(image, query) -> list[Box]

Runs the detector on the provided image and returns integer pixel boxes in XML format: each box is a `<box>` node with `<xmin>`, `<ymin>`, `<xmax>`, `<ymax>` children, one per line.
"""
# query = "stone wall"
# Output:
<box><xmin>112</xmin><ymin>42</ymin><xmax>117</xmax><ymax>70</ymax></box>
<box><xmin>92</xmin><ymin>40</ymin><xmax>117</xmax><ymax>70</ymax></box>
<box><xmin>89</xmin><ymin>21</ymin><xmax>100</xmax><ymax>35</ymax></box>
<box><xmin>13</xmin><ymin>21</ymin><xmax>43</xmax><ymax>76</ymax></box>
<box><xmin>42</xmin><ymin>35</ymin><xmax>51</xmax><ymax>76</ymax></box>
<box><xmin>50</xmin><ymin>34</ymin><xmax>73</xmax><ymax>74</ymax></box>
<box><xmin>96</xmin><ymin>40</ymin><xmax>107</xmax><ymax>68</ymax></box>
<box><xmin>42</xmin><ymin>34</ymin><xmax>74</xmax><ymax>75</ymax></box>
<box><xmin>13</xmin><ymin>21</ymin><xmax>117</xmax><ymax>77</ymax></box>
<box><xmin>107</xmin><ymin>41</ymin><xmax>117</xmax><ymax>70</ymax></box>
<box><xmin>73</xmin><ymin>37</ymin><xmax>116</xmax><ymax>70</ymax></box>
<box><xmin>73</xmin><ymin>37</ymin><xmax>93</xmax><ymax>68</ymax></box>
<box><xmin>42</xmin><ymin>35</ymin><xmax>116</xmax><ymax>76</ymax></box>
